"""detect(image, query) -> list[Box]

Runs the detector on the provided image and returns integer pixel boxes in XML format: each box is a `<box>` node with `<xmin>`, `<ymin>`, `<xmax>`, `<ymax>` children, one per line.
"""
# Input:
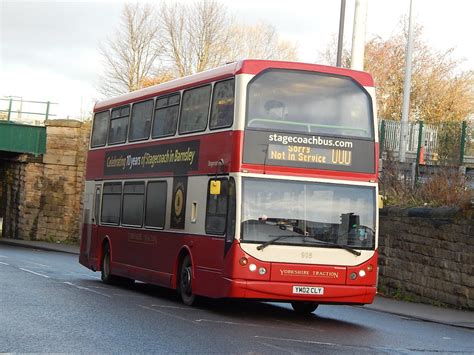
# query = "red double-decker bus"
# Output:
<box><xmin>80</xmin><ymin>60</ymin><xmax>379</xmax><ymax>313</ymax></box>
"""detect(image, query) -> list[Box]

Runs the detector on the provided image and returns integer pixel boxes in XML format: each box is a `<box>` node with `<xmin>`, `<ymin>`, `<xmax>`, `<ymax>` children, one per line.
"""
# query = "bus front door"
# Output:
<box><xmin>89</xmin><ymin>184</ymin><xmax>102</xmax><ymax>263</ymax></box>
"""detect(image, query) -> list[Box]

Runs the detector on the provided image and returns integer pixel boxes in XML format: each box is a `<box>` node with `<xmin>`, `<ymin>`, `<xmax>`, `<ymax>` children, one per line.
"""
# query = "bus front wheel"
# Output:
<box><xmin>179</xmin><ymin>255</ymin><xmax>196</xmax><ymax>306</ymax></box>
<box><xmin>291</xmin><ymin>301</ymin><xmax>318</xmax><ymax>314</ymax></box>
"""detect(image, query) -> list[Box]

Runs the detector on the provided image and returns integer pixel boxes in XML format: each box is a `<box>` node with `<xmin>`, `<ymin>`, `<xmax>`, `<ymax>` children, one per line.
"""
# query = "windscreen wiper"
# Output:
<box><xmin>257</xmin><ymin>235</ymin><xmax>298</xmax><ymax>251</ymax></box>
<box><xmin>303</xmin><ymin>236</ymin><xmax>361</xmax><ymax>256</ymax></box>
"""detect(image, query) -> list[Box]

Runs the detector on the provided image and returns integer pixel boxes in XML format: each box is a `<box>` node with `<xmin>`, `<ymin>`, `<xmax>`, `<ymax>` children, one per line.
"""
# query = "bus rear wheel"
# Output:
<box><xmin>291</xmin><ymin>301</ymin><xmax>319</xmax><ymax>314</ymax></box>
<box><xmin>101</xmin><ymin>244</ymin><xmax>117</xmax><ymax>284</ymax></box>
<box><xmin>178</xmin><ymin>255</ymin><xmax>196</xmax><ymax>306</ymax></box>
<box><xmin>101</xmin><ymin>243</ymin><xmax>133</xmax><ymax>286</ymax></box>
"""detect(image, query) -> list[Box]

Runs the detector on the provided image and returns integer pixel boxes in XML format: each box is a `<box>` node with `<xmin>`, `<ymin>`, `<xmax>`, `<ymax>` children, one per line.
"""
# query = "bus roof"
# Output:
<box><xmin>94</xmin><ymin>60</ymin><xmax>374</xmax><ymax>112</ymax></box>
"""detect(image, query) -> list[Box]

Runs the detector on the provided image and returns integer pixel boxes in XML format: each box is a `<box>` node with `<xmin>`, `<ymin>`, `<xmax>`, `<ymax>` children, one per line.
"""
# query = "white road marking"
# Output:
<box><xmin>88</xmin><ymin>285</ymin><xmax>109</xmax><ymax>289</ymax></box>
<box><xmin>196</xmin><ymin>318</ymin><xmax>319</xmax><ymax>333</ymax></box>
<box><xmin>139</xmin><ymin>305</ymin><xmax>199</xmax><ymax>325</ymax></box>
<box><xmin>255</xmin><ymin>335</ymin><xmax>404</xmax><ymax>353</ymax></box>
<box><xmin>19</xmin><ymin>268</ymin><xmax>50</xmax><ymax>278</ymax></box>
<box><xmin>151</xmin><ymin>304</ymin><xmax>200</xmax><ymax>311</ymax></box>
<box><xmin>64</xmin><ymin>271</ymin><xmax>101</xmax><ymax>280</ymax></box>
<box><xmin>196</xmin><ymin>319</ymin><xmax>318</xmax><ymax>333</ymax></box>
<box><xmin>20</xmin><ymin>260</ymin><xmax>50</xmax><ymax>268</ymax></box>
<box><xmin>196</xmin><ymin>319</ymin><xmax>261</xmax><ymax>327</ymax></box>
<box><xmin>0</xmin><ymin>261</ymin><xmax>10</xmax><ymax>266</ymax></box>
<box><xmin>254</xmin><ymin>335</ymin><xmax>336</xmax><ymax>347</ymax></box>
<box><xmin>257</xmin><ymin>341</ymin><xmax>299</xmax><ymax>354</ymax></box>
<box><xmin>63</xmin><ymin>282</ymin><xmax>112</xmax><ymax>298</ymax></box>
<box><xmin>274</xmin><ymin>318</ymin><xmax>324</xmax><ymax>332</ymax></box>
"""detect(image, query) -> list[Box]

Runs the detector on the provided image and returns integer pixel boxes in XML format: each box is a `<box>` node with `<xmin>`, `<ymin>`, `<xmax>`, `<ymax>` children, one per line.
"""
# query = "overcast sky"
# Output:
<box><xmin>1</xmin><ymin>0</ymin><xmax>473</xmax><ymax>121</ymax></box>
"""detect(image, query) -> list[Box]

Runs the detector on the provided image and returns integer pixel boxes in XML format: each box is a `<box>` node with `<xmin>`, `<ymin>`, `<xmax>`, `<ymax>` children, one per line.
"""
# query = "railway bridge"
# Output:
<box><xmin>0</xmin><ymin>119</ymin><xmax>90</xmax><ymax>242</ymax></box>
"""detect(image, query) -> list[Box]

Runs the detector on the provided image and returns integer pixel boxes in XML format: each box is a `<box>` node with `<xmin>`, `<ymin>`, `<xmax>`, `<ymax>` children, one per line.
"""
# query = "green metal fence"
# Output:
<box><xmin>379</xmin><ymin>119</ymin><xmax>473</xmax><ymax>166</ymax></box>
<box><xmin>0</xmin><ymin>97</ymin><xmax>57</xmax><ymax>122</ymax></box>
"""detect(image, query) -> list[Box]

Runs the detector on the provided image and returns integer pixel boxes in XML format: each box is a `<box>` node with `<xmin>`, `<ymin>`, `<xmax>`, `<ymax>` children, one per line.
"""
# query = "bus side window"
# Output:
<box><xmin>205</xmin><ymin>178</ymin><xmax>228</xmax><ymax>235</ymax></box>
<box><xmin>152</xmin><ymin>93</ymin><xmax>180</xmax><ymax>138</ymax></box>
<box><xmin>179</xmin><ymin>85</ymin><xmax>211</xmax><ymax>134</ymax></box>
<box><xmin>108</xmin><ymin>105</ymin><xmax>130</xmax><ymax>145</ymax></box>
<box><xmin>145</xmin><ymin>181</ymin><xmax>167</xmax><ymax>229</ymax></box>
<box><xmin>129</xmin><ymin>99</ymin><xmax>153</xmax><ymax>141</ymax></box>
<box><xmin>122</xmin><ymin>182</ymin><xmax>145</xmax><ymax>226</ymax></box>
<box><xmin>101</xmin><ymin>182</ymin><xmax>122</xmax><ymax>225</ymax></box>
<box><xmin>91</xmin><ymin>111</ymin><xmax>109</xmax><ymax>147</ymax></box>
<box><xmin>210</xmin><ymin>79</ymin><xmax>234</xmax><ymax>130</ymax></box>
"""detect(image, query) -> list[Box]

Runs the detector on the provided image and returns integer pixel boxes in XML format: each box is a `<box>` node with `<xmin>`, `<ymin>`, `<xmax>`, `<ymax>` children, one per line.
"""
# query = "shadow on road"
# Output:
<box><xmin>84</xmin><ymin>278</ymin><xmax>372</xmax><ymax>333</ymax></box>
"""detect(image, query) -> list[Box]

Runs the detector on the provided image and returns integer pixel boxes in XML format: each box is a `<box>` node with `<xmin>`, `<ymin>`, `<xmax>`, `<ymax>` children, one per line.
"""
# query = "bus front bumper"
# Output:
<box><xmin>223</xmin><ymin>278</ymin><xmax>376</xmax><ymax>304</ymax></box>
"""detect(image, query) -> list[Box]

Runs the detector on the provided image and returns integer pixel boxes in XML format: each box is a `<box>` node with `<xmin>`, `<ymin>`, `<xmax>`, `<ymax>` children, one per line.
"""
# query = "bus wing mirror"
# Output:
<box><xmin>378</xmin><ymin>194</ymin><xmax>384</xmax><ymax>209</ymax></box>
<box><xmin>210</xmin><ymin>180</ymin><xmax>221</xmax><ymax>195</ymax></box>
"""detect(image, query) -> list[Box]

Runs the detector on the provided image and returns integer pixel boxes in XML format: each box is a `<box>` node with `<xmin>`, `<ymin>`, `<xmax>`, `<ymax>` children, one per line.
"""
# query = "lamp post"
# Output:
<box><xmin>336</xmin><ymin>0</ymin><xmax>346</xmax><ymax>67</ymax></box>
<box><xmin>350</xmin><ymin>0</ymin><xmax>368</xmax><ymax>71</ymax></box>
<box><xmin>399</xmin><ymin>0</ymin><xmax>415</xmax><ymax>162</ymax></box>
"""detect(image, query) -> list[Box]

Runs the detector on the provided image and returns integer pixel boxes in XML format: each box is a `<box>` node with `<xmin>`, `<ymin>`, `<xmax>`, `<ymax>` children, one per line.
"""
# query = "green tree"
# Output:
<box><xmin>365</xmin><ymin>24</ymin><xmax>474</xmax><ymax>123</ymax></box>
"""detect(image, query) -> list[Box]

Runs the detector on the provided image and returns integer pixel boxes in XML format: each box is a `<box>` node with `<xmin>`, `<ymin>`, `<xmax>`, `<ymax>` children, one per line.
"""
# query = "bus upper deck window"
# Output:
<box><xmin>129</xmin><ymin>100</ymin><xmax>153</xmax><ymax>142</ymax></box>
<box><xmin>210</xmin><ymin>79</ymin><xmax>234</xmax><ymax>130</ymax></box>
<box><xmin>91</xmin><ymin>111</ymin><xmax>109</xmax><ymax>147</ymax></box>
<box><xmin>152</xmin><ymin>93</ymin><xmax>180</xmax><ymax>138</ymax></box>
<box><xmin>179</xmin><ymin>85</ymin><xmax>211</xmax><ymax>134</ymax></box>
<box><xmin>109</xmin><ymin>106</ymin><xmax>130</xmax><ymax>145</ymax></box>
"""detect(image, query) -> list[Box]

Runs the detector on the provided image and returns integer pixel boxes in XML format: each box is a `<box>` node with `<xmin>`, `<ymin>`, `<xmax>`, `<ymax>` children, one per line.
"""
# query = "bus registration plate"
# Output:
<box><xmin>292</xmin><ymin>286</ymin><xmax>324</xmax><ymax>295</ymax></box>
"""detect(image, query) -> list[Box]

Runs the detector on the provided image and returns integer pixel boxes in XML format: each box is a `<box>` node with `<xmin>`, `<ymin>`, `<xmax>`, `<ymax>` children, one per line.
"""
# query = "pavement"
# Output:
<box><xmin>0</xmin><ymin>237</ymin><xmax>80</xmax><ymax>255</ymax></box>
<box><xmin>1</xmin><ymin>236</ymin><xmax>472</xmax><ymax>330</ymax></box>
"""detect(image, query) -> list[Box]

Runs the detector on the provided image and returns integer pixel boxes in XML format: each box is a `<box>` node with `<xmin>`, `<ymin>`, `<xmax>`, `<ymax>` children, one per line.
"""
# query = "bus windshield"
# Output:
<box><xmin>246</xmin><ymin>69</ymin><xmax>373</xmax><ymax>139</ymax></box>
<box><xmin>241</xmin><ymin>178</ymin><xmax>376</xmax><ymax>250</ymax></box>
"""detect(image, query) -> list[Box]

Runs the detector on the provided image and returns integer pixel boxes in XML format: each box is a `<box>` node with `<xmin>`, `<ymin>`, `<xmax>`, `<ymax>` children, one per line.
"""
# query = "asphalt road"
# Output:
<box><xmin>1</xmin><ymin>244</ymin><xmax>473</xmax><ymax>354</ymax></box>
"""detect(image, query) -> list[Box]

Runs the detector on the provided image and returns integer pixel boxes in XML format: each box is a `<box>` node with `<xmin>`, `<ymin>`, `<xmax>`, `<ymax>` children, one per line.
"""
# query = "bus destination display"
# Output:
<box><xmin>267</xmin><ymin>144</ymin><xmax>352</xmax><ymax>166</ymax></box>
<box><xmin>243</xmin><ymin>130</ymin><xmax>375</xmax><ymax>173</ymax></box>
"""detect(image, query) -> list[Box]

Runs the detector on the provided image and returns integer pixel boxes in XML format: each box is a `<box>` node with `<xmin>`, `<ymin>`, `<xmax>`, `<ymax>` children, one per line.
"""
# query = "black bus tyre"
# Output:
<box><xmin>101</xmin><ymin>243</ymin><xmax>134</xmax><ymax>286</ymax></box>
<box><xmin>291</xmin><ymin>301</ymin><xmax>319</xmax><ymax>314</ymax></box>
<box><xmin>101</xmin><ymin>244</ymin><xmax>116</xmax><ymax>284</ymax></box>
<box><xmin>179</xmin><ymin>255</ymin><xmax>196</xmax><ymax>306</ymax></box>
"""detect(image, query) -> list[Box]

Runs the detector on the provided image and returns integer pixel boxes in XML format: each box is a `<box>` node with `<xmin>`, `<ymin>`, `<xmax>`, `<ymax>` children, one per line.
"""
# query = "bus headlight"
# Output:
<box><xmin>350</xmin><ymin>272</ymin><xmax>357</xmax><ymax>280</ymax></box>
<box><xmin>258</xmin><ymin>267</ymin><xmax>267</xmax><ymax>275</ymax></box>
<box><xmin>359</xmin><ymin>270</ymin><xmax>366</xmax><ymax>277</ymax></box>
<box><xmin>249</xmin><ymin>264</ymin><xmax>257</xmax><ymax>272</ymax></box>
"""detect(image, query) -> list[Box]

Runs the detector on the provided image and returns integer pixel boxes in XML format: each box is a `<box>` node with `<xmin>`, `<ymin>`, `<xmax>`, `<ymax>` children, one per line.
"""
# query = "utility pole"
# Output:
<box><xmin>336</xmin><ymin>0</ymin><xmax>346</xmax><ymax>67</ymax></box>
<box><xmin>399</xmin><ymin>0</ymin><xmax>415</xmax><ymax>162</ymax></box>
<box><xmin>350</xmin><ymin>0</ymin><xmax>368</xmax><ymax>71</ymax></box>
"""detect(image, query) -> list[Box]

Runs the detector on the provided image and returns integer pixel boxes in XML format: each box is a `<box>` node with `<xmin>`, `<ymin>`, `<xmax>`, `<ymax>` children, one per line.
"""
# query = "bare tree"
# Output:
<box><xmin>159</xmin><ymin>0</ymin><xmax>234</xmax><ymax>77</ymax></box>
<box><xmin>159</xmin><ymin>1</ymin><xmax>298</xmax><ymax>77</ymax></box>
<box><xmin>316</xmin><ymin>34</ymin><xmax>350</xmax><ymax>67</ymax></box>
<box><xmin>228</xmin><ymin>22</ymin><xmax>298</xmax><ymax>62</ymax></box>
<box><xmin>98</xmin><ymin>3</ymin><xmax>163</xmax><ymax>96</ymax></box>
<box><xmin>99</xmin><ymin>1</ymin><xmax>300</xmax><ymax>92</ymax></box>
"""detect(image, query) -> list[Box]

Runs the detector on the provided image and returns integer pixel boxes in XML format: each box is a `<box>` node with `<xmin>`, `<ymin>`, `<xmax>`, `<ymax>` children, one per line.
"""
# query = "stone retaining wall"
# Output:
<box><xmin>379</xmin><ymin>207</ymin><xmax>473</xmax><ymax>309</ymax></box>
<box><xmin>2</xmin><ymin>119</ymin><xmax>90</xmax><ymax>242</ymax></box>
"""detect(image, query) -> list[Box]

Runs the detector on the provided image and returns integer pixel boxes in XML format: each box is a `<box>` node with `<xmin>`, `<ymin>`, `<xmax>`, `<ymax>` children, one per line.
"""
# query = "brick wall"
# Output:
<box><xmin>379</xmin><ymin>207</ymin><xmax>473</xmax><ymax>309</ymax></box>
<box><xmin>2</xmin><ymin>119</ymin><xmax>90</xmax><ymax>242</ymax></box>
